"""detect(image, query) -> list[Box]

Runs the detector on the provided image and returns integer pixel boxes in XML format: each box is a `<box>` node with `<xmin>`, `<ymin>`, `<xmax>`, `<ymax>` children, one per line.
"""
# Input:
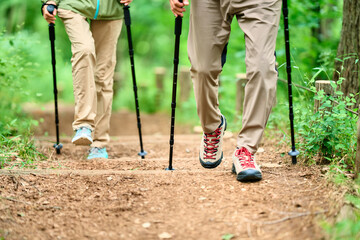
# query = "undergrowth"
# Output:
<box><xmin>0</xmin><ymin>31</ymin><xmax>45</xmax><ymax>168</ymax></box>
<box><xmin>321</xmin><ymin>173</ymin><xmax>360</xmax><ymax>240</ymax></box>
<box><xmin>289</xmin><ymin>65</ymin><xmax>360</xmax><ymax>239</ymax></box>
<box><xmin>295</xmin><ymin>79</ymin><xmax>358</xmax><ymax>171</ymax></box>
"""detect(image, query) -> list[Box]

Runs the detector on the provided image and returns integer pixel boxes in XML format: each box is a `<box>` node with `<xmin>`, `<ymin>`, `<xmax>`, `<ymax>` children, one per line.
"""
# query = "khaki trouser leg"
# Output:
<box><xmin>189</xmin><ymin>0</ymin><xmax>281</xmax><ymax>152</ymax></box>
<box><xmin>188</xmin><ymin>0</ymin><xmax>231</xmax><ymax>133</ymax></box>
<box><xmin>58</xmin><ymin>9</ymin><xmax>97</xmax><ymax>131</ymax></box>
<box><xmin>59</xmin><ymin>9</ymin><xmax>122</xmax><ymax>148</ymax></box>
<box><xmin>235</xmin><ymin>0</ymin><xmax>282</xmax><ymax>153</ymax></box>
<box><xmin>90</xmin><ymin>20</ymin><xmax>122</xmax><ymax>148</ymax></box>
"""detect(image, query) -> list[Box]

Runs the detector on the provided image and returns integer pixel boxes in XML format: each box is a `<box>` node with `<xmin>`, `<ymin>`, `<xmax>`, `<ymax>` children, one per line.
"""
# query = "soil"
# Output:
<box><xmin>0</xmin><ymin>105</ymin><xmax>342</xmax><ymax>240</ymax></box>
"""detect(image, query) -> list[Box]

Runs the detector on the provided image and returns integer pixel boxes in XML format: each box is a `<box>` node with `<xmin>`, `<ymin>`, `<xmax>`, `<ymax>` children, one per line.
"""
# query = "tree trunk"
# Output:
<box><xmin>333</xmin><ymin>0</ymin><xmax>360</xmax><ymax>103</ymax></box>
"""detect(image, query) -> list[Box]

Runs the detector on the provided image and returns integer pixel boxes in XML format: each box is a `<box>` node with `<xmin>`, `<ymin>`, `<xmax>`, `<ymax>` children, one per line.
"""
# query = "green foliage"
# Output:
<box><xmin>0</xmin><ymin>31</ymin><xmax>45</xmax><ymax>168</ymax></box>
<box><xmin>0</xmin><ymin>1</ymin><xmax>347</xmax><ymax>160</ymax></box>
<box><xmin>0</xmin><ymin>0</ymin><xmax>344</xmax><ymax>118</ymax></box>
<box><xmin>0</xmin><ymin>31</ymin><xmax>35</xmax><ymax>135</ymax></box>
<box><xmin>323</xmin><ymin>212</ymin><xmax>360</xmax><ymax>240</ymax></box>
<box><xmin>321</xmin><ymin>178</ymin><xmax>360</xmax><ymax>240</ymax></box>
<box><xmin>295</xmin><ymin>79</ymin><xmax>357</xmax><ymax>169</ymax></box>
<box><xmin>0</xmin><ymin>134</ymin><xmax>45</xmax><ymax>169</ymax></box>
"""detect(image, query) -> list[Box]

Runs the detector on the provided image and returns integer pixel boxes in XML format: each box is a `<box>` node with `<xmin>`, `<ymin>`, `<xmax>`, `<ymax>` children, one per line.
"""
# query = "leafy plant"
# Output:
<box><xmin>321</xmin><ymin>178</ymin><xmax>360</xmax><ymax>240</ymax></box>
<box><xmin>0</xmin><ymin>31</ymin><xmax>45</xmax><ymax>168</ymax></box>
<box><xmin>295</xmin><ymin>79</ymin><xmax>357</xmax><ymax>170</ymax></box>
<box><xmin>222</xmin><ymin>233</ymin><xmax>234</xmax><ymax>240</ymax></box>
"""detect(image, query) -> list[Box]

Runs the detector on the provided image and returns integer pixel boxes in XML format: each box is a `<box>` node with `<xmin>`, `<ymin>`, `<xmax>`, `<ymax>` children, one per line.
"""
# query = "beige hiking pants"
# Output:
<box><xmin>188</xmin><ymin>0</ymin><xmax>282</xmax><ymax>153</ymax></box>
<box><xmin>58</xmin><ymin>9</ymin><xmax>122</xmax><ymax>148</ymax></box>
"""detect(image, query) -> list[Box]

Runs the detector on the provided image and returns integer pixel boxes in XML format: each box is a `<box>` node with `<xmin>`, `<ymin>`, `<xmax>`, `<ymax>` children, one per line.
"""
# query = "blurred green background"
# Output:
<box><xmin>0</xmin><ymin>0</ymin><xmax>343</xmax><ymax>133</ymax></box>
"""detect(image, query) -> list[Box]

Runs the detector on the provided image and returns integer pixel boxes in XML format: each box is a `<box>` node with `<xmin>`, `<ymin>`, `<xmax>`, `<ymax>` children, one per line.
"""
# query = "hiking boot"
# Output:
<box><xmin>232</xmin><ymin>147</ymin><xmax>262</xmax><ymax>182</ymax></box>
<box><xmin>199</xmin><ymin>115</ymin><xmax>227</xmax><ymax>169</ymax></box>
<box><xmin>87</xmin><ymin>147</ymin><xmax>108</xmax><ymax>160</ymax></box>
<box><xmin>72</xmin><ymin>127</ymin><xmax>93</xmax><ymax>145</ymax></box>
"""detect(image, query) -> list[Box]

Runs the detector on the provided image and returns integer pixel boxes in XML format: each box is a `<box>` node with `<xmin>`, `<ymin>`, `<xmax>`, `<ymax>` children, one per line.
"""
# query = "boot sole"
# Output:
<box><xmin>232</xmin><ymin>164</ymin><xmax>262</xmax><ymax>182</ymax></box>
<box><xmin>72</xmin><ymin>137</ymin><xmax>92</xmax><ymax>146</ymax></box>
<box><xmin>199</xmin><ymin>152</ymin><xmax>223</xmax><ymax>169</ymax></box>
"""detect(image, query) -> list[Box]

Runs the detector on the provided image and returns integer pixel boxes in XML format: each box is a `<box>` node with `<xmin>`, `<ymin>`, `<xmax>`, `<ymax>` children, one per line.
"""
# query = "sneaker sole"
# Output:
<box><xmin>199</xmin><ymin>152</ymin><xmax>223</xmax><ymax>169</ymax></box>
<box><xmin>87</xmin><ymin>156</ymin><xmax>108</xmax><ymax>160</ymax></box>
<box><xmin>232</xmin><ymin>164</ymin><xmax>262</xmax><ymax>182</ymax></box>
<box><xmin>72</xmin><ymin>137</ymin><xmax>92</xmax><ymax>146</ymax></box>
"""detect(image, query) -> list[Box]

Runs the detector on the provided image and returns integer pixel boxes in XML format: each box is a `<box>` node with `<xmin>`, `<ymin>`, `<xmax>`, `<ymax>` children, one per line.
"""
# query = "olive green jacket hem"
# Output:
<box><xmin>41</xmin><ymin>0</ymin><xmax>124</xmax><ymax>20</ymax></box>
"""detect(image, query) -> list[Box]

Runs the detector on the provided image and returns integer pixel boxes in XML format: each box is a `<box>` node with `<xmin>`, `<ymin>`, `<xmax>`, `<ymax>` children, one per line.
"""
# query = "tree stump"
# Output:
<box><xmin>314</xmin><ymin>80</ymin><xmax>335</xmax><ymax>112</ymax></box>
<box><xmin>179</xmin><ymin>67</ymin><xmax>191</xmax><ymax>104</ymax></box>
<box><xmin>236</xmin><ymin>73</ymin><xmax>247</xmax><ymax>114</ymax></box>
<box><xmin>154</xmin><ymin>67</ymin><xmax>166</xmax><ymax>107</ymax></box>
<box><xmin>113</xmin><ymin>71</ymin><xmax>123</xmax><ymax>98</ymax></box>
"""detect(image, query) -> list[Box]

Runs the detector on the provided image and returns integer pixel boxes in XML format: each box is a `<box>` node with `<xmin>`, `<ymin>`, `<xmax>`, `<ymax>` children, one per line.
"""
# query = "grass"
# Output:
<box><xmin>320</xmin><ymin>171</ymin><xmax>360</xmax><ymax>240</ymax></box>
<box><xmin>0</xmin><ymin>134</ymin><xmax>45</xmax><ymax>169</ymax></box>
<box><xmin>0</xmin><ymin>31</ymin><xmax>47</xmax><ymax>169</ymax></box>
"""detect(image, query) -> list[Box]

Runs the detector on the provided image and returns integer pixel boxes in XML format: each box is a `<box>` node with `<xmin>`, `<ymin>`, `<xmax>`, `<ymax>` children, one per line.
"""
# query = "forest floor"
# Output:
<box><xmin>0</xmin><ymin>105</ymin><xmax>344</xmax><ymax>240</ymax></box>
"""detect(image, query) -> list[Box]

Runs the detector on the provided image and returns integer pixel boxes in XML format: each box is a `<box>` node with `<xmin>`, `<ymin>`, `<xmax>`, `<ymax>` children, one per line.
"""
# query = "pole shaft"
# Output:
<box><xmin>282</xmin><ymin>0</ymin><xmax>298</xmax><ymax>164</ymax></box>
<box><xmin>168</xmin><ymin>15</ymin><xmax>182</xmax><ymax>170</ymax></box>
<box><xmin>123</xmin><ymin>6</ymin><xmax>146</xmax><ymax>158</ymax></box>
<box><xmin>49</xmin><ymin>25</ymin><xmax>60</xmax><ymax>148</ymax></box>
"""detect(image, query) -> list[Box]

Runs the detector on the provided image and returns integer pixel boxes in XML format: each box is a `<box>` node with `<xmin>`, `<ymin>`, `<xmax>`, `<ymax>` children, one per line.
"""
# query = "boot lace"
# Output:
<box><xmin>203</xmin><ymin>127</ymin><xmax>222</xmax><ymax>160</ymax></box>
<box><xmin>234</xmin><ymin>147</ymin><xmax>255</xmax><ymax>169</ymax></box>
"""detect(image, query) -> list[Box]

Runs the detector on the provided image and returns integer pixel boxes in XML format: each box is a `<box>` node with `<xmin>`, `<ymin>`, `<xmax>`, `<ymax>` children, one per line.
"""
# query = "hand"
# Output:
<box><xmin>169</xmin><ymin>0</ymin><xmax>189</xmax><ymax>17</ymax></box>
<box><xmin>42</xmin><ymin>1</ymin><xmax>57</xmax><ymax>24</ymax></box>
<box><xmin>120</xmin><ymin>0</ymin><xmax>133</xmax><ymax>6</ymax></box>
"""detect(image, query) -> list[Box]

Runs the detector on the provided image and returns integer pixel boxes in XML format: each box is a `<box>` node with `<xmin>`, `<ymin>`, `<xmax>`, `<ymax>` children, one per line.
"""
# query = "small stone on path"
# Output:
<box><xmin>142</xmin><ymin>222</ymin><xmax>151</xmax><ymax>228</ymax></box>
<box><xmin>193</xmin><ymin>126</ymin><xmax>203</xmax><ymax>133</ymax></box>
<box><xmin>158</xmin><ymin>232</ymin><xmax>172</xmax><ymax>239</ymax></box>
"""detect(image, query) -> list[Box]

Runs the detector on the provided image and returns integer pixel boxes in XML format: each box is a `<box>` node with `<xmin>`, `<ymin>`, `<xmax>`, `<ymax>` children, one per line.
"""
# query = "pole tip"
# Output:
<box><xmin>288</xmin><ymin>150</ymin><xmax>299</xmax><ymax>165</ymax></box>
<box><xmin>53</xmin><ymin>143</ymin><xmax>63</xmax><ymax>154</ymax></box>
<box><xmin>138</xmin><ymin>151</ymin><xmax>147</xmax><ymax>158</ymax></box>
<box><xmin>288</xmin><ymin>150</ymin><xmax>300</xmax><ymax>157</ymax></box>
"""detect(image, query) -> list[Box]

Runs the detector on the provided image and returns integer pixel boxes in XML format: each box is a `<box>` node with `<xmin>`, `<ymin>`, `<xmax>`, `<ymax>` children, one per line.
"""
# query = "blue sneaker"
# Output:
<box><xmin>72</xmin><ymin>127</ymin><xmax>93</xmax><ymax>145</ymax></box>
<box><xmin>87</xmin><ymin>147</ymin><xmax>108</xmax><ymax>160</ymax></box>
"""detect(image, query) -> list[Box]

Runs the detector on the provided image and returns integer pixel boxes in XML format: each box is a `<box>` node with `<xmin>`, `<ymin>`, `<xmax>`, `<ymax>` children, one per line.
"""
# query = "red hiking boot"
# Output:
<box><xmin>199</xmin><ymin>115</ymin><xmax>227</xmax><ymax>169</ymax></box>
<box><xmin>232</xmin><ymin>147</ymin><xmax>262</xmax><ymax>182</ymax></box>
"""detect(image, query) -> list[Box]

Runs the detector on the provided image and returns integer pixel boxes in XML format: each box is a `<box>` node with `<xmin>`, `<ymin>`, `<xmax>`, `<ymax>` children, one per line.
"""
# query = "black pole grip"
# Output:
<box><xmin>174</xmin><ymin>0</ymin><xmax>183</xmax><ymax>35</ymax></box>
<box><xmin>49</xmin><ymin>25</ymin><xmax>55</xmax><ymax>41</ymax></box>
<box><xmin>175</xmin><ymin>17</ymin><xmax>182</xmax><ymax>35</ymax></box>
<box><xmin>124</xmin><ymin>6</ymin><xmax>131</xmax><ymax>26</ymax></box>
<box><xmin>47</xmin><ymin>4</ymin><xmax>55</xmax><ymax>15</ymax></box>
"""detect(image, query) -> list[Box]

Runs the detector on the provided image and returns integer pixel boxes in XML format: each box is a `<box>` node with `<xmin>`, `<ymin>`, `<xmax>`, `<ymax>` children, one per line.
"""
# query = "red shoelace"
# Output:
<box><xmin>234</xmin><ymin>147</ymin><xmax>255</xmax><ymax>169</ymax></box>
<box><xmin>203</xmin><ymin>127</ymin><xmax>222</xmax><ymax>160</ymax></box>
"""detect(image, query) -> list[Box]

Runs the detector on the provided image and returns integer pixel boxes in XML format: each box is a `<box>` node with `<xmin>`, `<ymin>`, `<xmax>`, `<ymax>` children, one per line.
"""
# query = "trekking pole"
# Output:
<box><xmin>282</xmin><ymin>0</ymin><xmax>299</xmax><ymax>164</ymax></box>
<box><xmin>123</xmin><ymin>6</ymin><xmax>147</xmax><ymax>159</ymax></box>
<box><xmin>167</xmin><ymin>0</ymin><xmax>183</xmax><ymax>171</ymax></box>
<box><xmin>47</xmin><ymin>4</ymin><xmax>62</xmax><ymax>154</ymax></box>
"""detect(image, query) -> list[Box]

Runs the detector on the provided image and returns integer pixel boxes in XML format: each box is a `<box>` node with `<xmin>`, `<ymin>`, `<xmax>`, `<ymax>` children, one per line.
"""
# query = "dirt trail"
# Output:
<box><xmin>0</xmin><ymin>108</ymin><xmax>340</xmax><ymax>239</ymax></box>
